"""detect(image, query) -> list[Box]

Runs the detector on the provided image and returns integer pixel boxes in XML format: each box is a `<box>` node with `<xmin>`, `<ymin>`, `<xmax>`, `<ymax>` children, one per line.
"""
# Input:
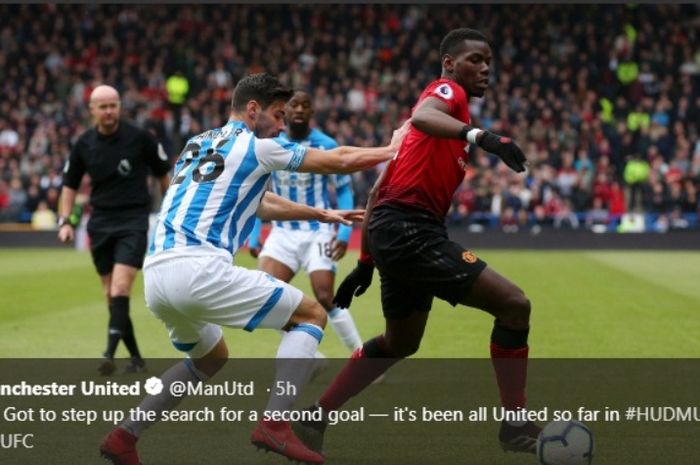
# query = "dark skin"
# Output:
<box><xmin>363</xmin><ymin>39</ymin><xmax>530</xmax><ymax>358</ymax></box>
<box><xmin>255</xmin><ymin>91</ymin><xmax>349</xmax><ymax>312</ymax></box>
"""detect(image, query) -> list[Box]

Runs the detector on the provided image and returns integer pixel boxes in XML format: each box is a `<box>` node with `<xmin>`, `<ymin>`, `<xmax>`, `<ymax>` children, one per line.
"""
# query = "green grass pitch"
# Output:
<box><xmin>2</xmin><ymin>247</ymin><xmax>700</xmax><ymax>465</ymax></box>
<box><xmin>1</xmin><ymin>247</ymin><xmax>699</xmax><ymax>358</ymax></box>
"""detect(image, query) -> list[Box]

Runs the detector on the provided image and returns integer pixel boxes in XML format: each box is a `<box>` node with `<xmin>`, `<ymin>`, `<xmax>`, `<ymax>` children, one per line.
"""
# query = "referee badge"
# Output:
<box><xmin>117</xmin><ymin>158</ymin><xmax>132</xmax><ymax>176</ymax></box>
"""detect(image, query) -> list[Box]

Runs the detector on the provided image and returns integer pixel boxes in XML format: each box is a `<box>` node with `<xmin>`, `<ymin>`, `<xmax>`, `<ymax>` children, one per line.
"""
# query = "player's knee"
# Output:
<box><xmin>313</xmin><ymin>302</ymin><xmax>328</xmax><ymax>328</ymax></box>
<box><xmin>289</xmin><ymin>297</ymin><xmax>328</xmax><ymax>329</ymax></box>
<box><xmin>302</xmin><ymin>301</ymin><xmax>328</xmax><ymax>329</ymax></box>
<box><xmin>193</xmin><ymin>338</ymin><xmax>229</xmax><ymax>378</ymax></box>
<box><xmin>315</xmin><ymin>290</ymin><xmax>334</xmax><ymax>312</ymax></box>
<box><xmin>501</xmin><ymin>291</ymin><xmax>531</xmax><ymax>327</ymax></box>
<box><xmin>385</xmin><ymin>337</ymin><xmax>421</xmax><ymax>358</ymax></box>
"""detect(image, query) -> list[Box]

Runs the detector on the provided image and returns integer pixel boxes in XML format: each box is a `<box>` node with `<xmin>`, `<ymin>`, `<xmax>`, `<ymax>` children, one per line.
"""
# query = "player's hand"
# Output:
<box><xmin>477</xmin><ymin>131</ymin><xmax>527</xmax><ymax>173</ymax></box>
<box><xmin>331</xmin><ymin>239</ymin><xmax>348</xmax><ymax>262</ymax></box>
<box><xmin>249</xmin><ymin>245</ymin><xmax>262</xmax><ymax>259</ymax></box>
<box><xmin>389</xmin><ymin>120</ymin><xmax>410</xmax><ymax>151</ymax></box>
<box><xmin>333</xmin><ymin>260</ymin><xmax>374</xmax><ymax>308</ymax></box>
<box><xmin>57</xmin><ymin>224</ymin><xmax>75</xmax><ymax>243</ymax></box>
<box><xmin>318</xmin><ymin>209</ymin><xmax>365</xmax><ymax>226</ymax></box>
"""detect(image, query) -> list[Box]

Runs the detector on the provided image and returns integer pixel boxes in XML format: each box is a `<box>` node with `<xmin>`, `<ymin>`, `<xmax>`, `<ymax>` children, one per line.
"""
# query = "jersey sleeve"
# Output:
<box><xmin>331</xmin><ymin>173</ymin><xmax>353</xmax><ymax>192</ymax></box>
<box><xmin>424</xmin><ymin>80</ymin><xmax>463</xmax><ymax>115</ymax></box>
<box><xmin>247</xmin><ymin>216</ymin><xmax>263</xmax><ymax>249</ymax></box>
<box><xmin>61</xmin><ymin>139</ymin><xmax>86</xmax><ymax>190</ymax></box>
<box><xmin>142</xmin><ymin>130</ymin><xmax>172</xmax><ymax>177</ymax></box>
<box><xmin>254</xmin><ymin>136</ymin><xmax>307</xmax><ymax>173</ymax></box>
<box><xmin>334</xmin><ymin>178</ymin><xmax>354</xmax><ymax>243</ymax></box>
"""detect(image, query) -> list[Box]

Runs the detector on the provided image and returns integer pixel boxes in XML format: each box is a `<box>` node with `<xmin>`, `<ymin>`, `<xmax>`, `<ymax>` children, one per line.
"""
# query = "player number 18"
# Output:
<box><xmin>317</xmin><ymin>241</ymin><xmax>332</xmax><ymax>258</ymax></box>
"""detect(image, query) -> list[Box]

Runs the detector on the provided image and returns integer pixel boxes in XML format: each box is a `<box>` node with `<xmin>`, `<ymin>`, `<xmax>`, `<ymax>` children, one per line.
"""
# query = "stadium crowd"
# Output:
<box><xmin>0</xmin><ymin>4</ymin><xmax>698</xmax><ymax>232</ymax></box>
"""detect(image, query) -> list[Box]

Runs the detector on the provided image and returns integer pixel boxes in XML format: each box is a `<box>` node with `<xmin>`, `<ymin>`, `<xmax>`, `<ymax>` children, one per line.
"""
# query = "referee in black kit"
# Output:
<box><xmin>58</xmin><ymin>85</ymin><xmax>171</xmax><ymax>375</ymax></box>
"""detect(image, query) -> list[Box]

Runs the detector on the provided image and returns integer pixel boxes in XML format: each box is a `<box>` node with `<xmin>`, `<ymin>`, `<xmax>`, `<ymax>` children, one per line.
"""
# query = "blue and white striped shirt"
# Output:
<box><xmin>147</xmin><ymin>120</ymin><xmax>307</xmax><ymax>260</ymax></box>
<box><xmin>249</xmin><ymin>129</ymin><xmax>353</xmax><ymax>246</ymax></box>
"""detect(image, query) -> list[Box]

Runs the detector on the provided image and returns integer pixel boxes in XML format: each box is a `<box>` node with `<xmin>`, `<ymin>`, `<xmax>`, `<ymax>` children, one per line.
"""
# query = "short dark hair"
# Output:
<box><xmin>439</xmin><ymin>28</ymin><xmax>489</xmax><ymax>58</ymax></box>
<box><xmin>231</xmin><ymin>73</ymin><xmax>294</xmax><ymax>112</ymax></box>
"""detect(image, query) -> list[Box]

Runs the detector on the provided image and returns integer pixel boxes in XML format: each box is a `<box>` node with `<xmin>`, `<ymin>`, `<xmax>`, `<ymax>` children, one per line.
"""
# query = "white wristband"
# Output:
<box><xmin>466</xmin><ymin>128</ymin><xmax>482</xmax><ymax>144</ymax></box>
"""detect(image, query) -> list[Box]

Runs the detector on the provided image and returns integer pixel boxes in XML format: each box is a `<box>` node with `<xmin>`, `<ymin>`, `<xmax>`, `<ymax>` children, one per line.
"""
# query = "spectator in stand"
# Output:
<box><xmin>31</xmin><ymin>200</ymin><xmax>57</xmax><ymax>230</ymax></box>
<box><xmin>0</xmin><ymin>4</ymin><xmax>698</xmax><ymax>230</ymax></box>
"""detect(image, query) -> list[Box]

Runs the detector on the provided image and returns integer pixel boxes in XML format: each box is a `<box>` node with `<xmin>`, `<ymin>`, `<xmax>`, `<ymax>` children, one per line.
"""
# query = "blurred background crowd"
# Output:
<box><xmin>0</xmin><ymin>4</ymin><xmax>698</xmax><ymax>232</ymax></box>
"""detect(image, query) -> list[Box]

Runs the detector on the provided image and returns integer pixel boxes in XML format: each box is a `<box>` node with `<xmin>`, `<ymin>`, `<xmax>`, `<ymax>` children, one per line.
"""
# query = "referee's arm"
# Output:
<box><xmin>57</xmin><ymin>186</ymin><xmax>77</xmax><ymax>242</ymax></box>
<box><xmin>58</xmin><ymin>142</ymin><xmax>85</xmax><ymax>242</ymax></box>
<box><xmin>142</xmin><ymin>133</ymin><xmax>172</xmax><ymax>197</ymax></box>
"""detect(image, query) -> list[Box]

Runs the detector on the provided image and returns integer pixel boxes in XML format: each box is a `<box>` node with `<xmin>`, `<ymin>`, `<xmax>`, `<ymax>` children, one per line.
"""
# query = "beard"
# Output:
<box><xmin>287</xmin><ymin>121</ymin><xmax>309</xmax><ymax>135</ymax></box>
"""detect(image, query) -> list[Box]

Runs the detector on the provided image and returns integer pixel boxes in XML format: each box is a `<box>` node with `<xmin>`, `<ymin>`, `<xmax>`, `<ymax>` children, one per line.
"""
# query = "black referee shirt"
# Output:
<box><xmin>63</xmin><ymin>121</ymin><xmax>171</xmax><ymax>211</ymax></box>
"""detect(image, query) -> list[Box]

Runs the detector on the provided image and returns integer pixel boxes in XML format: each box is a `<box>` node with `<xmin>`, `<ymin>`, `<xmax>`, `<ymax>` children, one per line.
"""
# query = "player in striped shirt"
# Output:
<box><xmin>248</xmin><ymin>91</ymin><xmax>364</xmax><ymax>361</ymax></box>
<box><xmin>100</xmin><ymin>73</ymin><xmax>406</xmax><ymax>465</ymax></box>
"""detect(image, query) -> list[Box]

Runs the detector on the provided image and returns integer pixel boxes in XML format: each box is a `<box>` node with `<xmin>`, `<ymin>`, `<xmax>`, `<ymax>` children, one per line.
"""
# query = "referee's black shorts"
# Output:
<box><xmin>368</xmin><ymin>203</ymin><xmax>487</xmax><ymax>320</ymax></box>
<box><xmin>87</xmin><ymin>209</ymin><xmax>149</xmax><ymax>276</ymax></box>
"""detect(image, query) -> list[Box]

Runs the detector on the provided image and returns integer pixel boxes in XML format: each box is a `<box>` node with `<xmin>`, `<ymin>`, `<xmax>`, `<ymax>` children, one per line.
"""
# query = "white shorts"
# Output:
<box><xmin>143</xmin><ymin>253</ymin><xmax>304</xmax><ymax>358</ymax></box>
<box><xmin>259</xmin><ymin>228</ymin><xmax>336</xmax><ymax>274</ymax></box>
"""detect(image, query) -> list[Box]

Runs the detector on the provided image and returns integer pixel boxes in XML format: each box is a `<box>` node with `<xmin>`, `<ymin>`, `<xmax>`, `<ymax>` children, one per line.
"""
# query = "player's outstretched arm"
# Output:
<box><xmin>256</xmin><ymin>191</ymin><xmax>364</xmax><ymax>225</ymax></box>
<box><xmin>412</xmin><ymin>97</ymin><xmax>527</xmax><ymax>172</ymax></box>
<box><xmin>297</xmin><ymin>121</ymin><xmax>409</xmax><ymax>174</ymax></box>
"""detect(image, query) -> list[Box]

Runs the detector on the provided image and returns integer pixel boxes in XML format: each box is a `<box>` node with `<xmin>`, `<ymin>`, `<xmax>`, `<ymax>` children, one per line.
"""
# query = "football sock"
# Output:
<box><xmin>490</xmin><ymin>324</ymin><xmax>529</xmax><ymax>414</ymax></box>
<box><xmin>120</xmin><ymin>359</ymin><xmax>208</xmax><ymax>437</ymax></box>
<box><xmin>281</xmin><ymin>329</ymin><xmax>328</xmax><ymax>363</ymax></box>
<box><xmin>111</xmin><ymin>296</ymin><xmax>142</xmax><ymax>359</ymax></box>
<box><xmin>105</xmin><ymin>331</ymin><xmax>121</xmax><ymax>359</ymax></box>
<box><xmin>328</xmin><ymin>306</ymin><xmax>363</xmax><ymax>351</ymax></box>
<box><xmin>318</xmin><ymin>335</ymin><xmax>398</xmax><ymax>412</ymax></box>
<box><xmin>265</xmin><ymin>323</ymin><xmax>324</xmax><ymax>415</ymax></box>
<box><xmin>105</xmin><ymin>298</ymin><xmax>127</xmax><ymax>358</ymax></box>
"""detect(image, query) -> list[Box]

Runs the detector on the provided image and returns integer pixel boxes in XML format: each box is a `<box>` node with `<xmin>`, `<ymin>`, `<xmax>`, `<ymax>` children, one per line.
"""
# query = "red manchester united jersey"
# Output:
<box><xmin>376</xmin><ymin>78</ymin><xmax>471</xmax><ymax>218</ymax></box>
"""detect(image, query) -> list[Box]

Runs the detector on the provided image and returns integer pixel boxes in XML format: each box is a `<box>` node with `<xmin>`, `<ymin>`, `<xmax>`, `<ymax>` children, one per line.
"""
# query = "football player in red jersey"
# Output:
<box><xmin>294</xmin><ymin>29</ymin><xmax>538</xmax><ymax>460</ymax></box>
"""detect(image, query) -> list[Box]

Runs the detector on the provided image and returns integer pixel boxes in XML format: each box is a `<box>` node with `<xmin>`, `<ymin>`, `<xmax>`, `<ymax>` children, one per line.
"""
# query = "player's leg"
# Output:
<box><xmin>257</xmin><ymin>227</ymin><xmax>301</xmax><ymax>283</ymax></box>
<box><xmin>243</xmin><ymin>284</ymin><xmax>327</xmax><ymax>464</ymax></box>
<box><xmin>258</xmin><ymin>256</ymin><xmax>295</xmax><ymax>283</ymax></box>
<box><xmin>415</xmin><ymin>234</ymin><xmax>537</xmax><ymax>453</ymax></box>
<box><xmin>258</xmin><ymin>229</ymin><xmax>332</xmax><ymax>376</ymax></box>
<box><xmin>101</xmin><ymin>331</ymin><xmax>228</xmax><ymax>465</ymax></box>
<box><xmin>309</xmin><ymin>268</ymin><xmax>363</xmax><ymax>353</ymax></box>
<box><xmin>320</xmin><ymin>308</ymin><xmax>428</xmax><ymax>403</ymax></box>
<box><xmin>264</xmin><ymin>294</ymin><xmax>328</xmax><ymax>414</ymax></box>
<box><xmin>111</xmin><ymin>231</ymin><xmax>149</xmax><ymax>371</ymax></box>
<box><xmin>101</xmin><ymin>257</ymin><xmax>228</xmax><ymax>465</ymax></box>
<box><xmin>168</xmin><ymin>255</ymin><xmax>324</xmax><ymax>463</ymax></box>
<box><xmin>258</xmin><ymin>256</ymin><xmax>296</xmax><ymax>282</ymax></box>
<box><xmin>317</xmin><ymin>270</ymin><xmax>431</xmax><ymax>406</ymax></box>
<box><xmin>459</xmin><ymin>266</ymin><xmax>530</xmax><ymax>409</ymax></box>
<box><xmin>304</xmin><ymin>231</ymin><xmax>363</xmax><ymax>351</ymax></box>
<box><xmin>293</xmin><ymin>272</ymin><xmax>432</xmax><ymax>454</ymax></box>
<box><xmin>305</xmin><ymin>212</ymin><xmax>437</xmax><ymax>414</ymax></box>
<box><xmin>457</xmin><ymin>264</ymin><xmax>538</xmax><ymax>453</ymax></box>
